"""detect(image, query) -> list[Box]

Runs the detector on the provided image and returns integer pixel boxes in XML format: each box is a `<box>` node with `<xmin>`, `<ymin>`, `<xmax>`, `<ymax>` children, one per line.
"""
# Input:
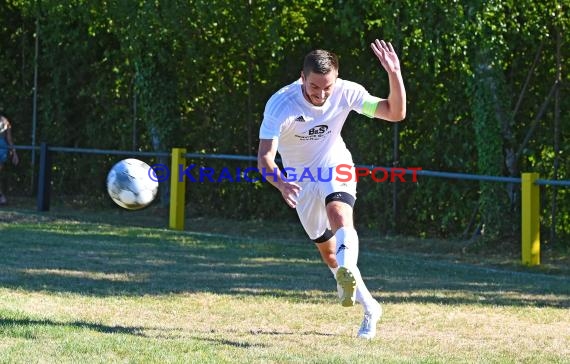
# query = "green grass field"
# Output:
<box><xmin>0</xmin><ymin>205</ymin><xmax>569</xmax><ymax>363</ymax></box>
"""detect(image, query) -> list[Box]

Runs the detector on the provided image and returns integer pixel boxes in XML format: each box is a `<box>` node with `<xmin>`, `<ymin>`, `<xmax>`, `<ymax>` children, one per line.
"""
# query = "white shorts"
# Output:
<box><xmin>295</xmin><ymin>173</ymin><xmax>357</xmax><ymax>241</ymax></box>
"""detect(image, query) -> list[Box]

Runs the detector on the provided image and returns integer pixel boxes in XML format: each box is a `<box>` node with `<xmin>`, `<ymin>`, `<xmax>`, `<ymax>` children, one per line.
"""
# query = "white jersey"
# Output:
<box><xmin>259</xmin><ymin>78</ymin><xmax>380</xmax><ymax>175</ymax></box>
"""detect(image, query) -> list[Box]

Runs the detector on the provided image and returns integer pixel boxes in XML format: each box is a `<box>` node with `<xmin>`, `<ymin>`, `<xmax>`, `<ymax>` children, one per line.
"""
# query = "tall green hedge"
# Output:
<box><xmin>0</xmin><ymin>0</ymin><xmax>568</xmax><ymax>244</ymax></box>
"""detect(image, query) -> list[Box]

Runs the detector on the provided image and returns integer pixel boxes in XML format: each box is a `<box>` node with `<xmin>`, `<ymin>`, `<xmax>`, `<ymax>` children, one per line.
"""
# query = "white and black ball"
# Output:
<box><xmin>106</xmin><ymin>158</ymin><xmax>158</xmax><ymax>210</ymax></box>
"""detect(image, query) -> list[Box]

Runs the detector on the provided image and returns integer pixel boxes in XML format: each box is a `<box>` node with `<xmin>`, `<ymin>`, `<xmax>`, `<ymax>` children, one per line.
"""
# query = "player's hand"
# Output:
<box><xmin>371</xmin><ymin>39</ymin><xmax>401</xmax><ymax>73</ymax></box>
<box><xmin>279</xmin><ymin>181</ymin><xmax>302</xmax><ymax>208</ymax></box>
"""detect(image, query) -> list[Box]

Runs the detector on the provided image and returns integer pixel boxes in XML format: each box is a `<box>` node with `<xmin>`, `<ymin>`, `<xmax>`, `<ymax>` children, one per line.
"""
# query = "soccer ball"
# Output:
<box><xmin>106</xmin><ymin>158</ymin><xmax>159</xmax><ymax>210</ymax></box>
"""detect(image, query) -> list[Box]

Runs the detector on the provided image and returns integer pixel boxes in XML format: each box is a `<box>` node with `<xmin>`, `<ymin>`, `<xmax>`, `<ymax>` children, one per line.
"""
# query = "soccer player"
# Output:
<box><xmin>0</xmin><ymin>114</ymin><xmax>19</xmax><ymax>205</ymax></box>
<box><xmin>257</xmin><ymin>39</ymin><xmax>406</xmax><ymax>339</ymax></box>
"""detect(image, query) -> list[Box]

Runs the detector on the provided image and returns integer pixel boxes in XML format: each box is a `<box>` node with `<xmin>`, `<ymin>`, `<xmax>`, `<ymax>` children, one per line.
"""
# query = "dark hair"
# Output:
<box><xmin>302</xmin><ymin>50</ymin><xmax>339</xmax><ymax>76</ymax></box>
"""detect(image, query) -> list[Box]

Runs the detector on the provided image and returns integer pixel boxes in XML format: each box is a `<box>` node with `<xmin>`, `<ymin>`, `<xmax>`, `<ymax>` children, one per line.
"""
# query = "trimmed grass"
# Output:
<box><xmin>0</xmin><ymin>206</ymin><xmax>569</xmax><ymax>363</ymax></box>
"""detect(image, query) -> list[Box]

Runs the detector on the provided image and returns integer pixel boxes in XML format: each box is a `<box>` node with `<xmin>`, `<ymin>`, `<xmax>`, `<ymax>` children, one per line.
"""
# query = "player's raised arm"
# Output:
<box><xmin>370</xmin><ymin>39</ymin><xmax>406</xmax><ymax>122</ymax></box>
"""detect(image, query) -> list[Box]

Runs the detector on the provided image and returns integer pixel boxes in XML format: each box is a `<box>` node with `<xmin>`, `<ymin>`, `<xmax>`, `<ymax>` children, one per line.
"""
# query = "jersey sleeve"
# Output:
<box><xmin>343</xmin><ymin>80</ymin><xmax>382</xmax><ymax>119</ymax></box>
<box><xmin>259</xmin><ymin>89</ymin><xmax>289</xmax><ymax>140</ymax></box>
<box><xmin>259</xmin><ymin>114</ymin><xmax>281</xmax><ymax>140</ymax></box>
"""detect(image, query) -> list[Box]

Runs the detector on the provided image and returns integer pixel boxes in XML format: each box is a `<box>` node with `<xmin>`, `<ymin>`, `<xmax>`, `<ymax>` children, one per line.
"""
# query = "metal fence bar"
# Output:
<box><xmin>535</xmin><ymin>179</ymin><xmax>570</xmax><ymax>187</ymax></box>
<box><xmin>17</xmin><ymin>144</ymin><xmax>569</xmax><ymax>187</ymax></box>
<box><xmin>356</xmin><ymin>165</ymin><xmax>524</xmax><ymax>184</ymax></box>
<box><xmin>14</xmin><ymin>144</ymin><xmax>170</xmax><ymax>158</ymax></box>
<box><xmin>49</xmin><ymin>146</ymin><xmax>171</xmax><ymax>158</ymax></box>
<box><xmin>37</xmin><ymin>142</ymin><xmax>51</xmax><ymax>211</ymax></box>
<box><xmin>184</xmin><ymin>152</ymin><xmax>258</xmax><ymax>162</ymax></box>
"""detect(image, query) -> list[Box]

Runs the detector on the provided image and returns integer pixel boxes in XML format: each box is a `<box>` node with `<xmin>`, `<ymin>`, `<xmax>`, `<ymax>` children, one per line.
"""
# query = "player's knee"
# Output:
<box><xmin>326</xmin><ymin>201</ymin><xmax>354</xmax><ymax>231</ymax></box>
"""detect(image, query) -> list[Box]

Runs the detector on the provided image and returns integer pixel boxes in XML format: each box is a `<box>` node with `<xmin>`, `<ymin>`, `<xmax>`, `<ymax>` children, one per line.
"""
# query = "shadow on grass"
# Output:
<box><xmin>193</xmin><ymin>329</ymin><xmax>336</xmax><ymax>348</ymax></box>
<box><xmin>0</xmin><ymin>317</ymin><xmax>146</xmax><ymax>337</ymax></box>
<box><xmin>0</xmin><ymin>213</ymin><xmax>568</xmax><ymax>308</ymax></box>
<box><xmin>196</xmin><ymin>337</ymin><xmax>269</xmax><ymax>348</ymax></box>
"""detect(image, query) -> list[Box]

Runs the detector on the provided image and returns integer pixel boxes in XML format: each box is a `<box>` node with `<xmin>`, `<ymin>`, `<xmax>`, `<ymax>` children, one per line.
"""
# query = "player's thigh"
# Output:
<box><xmin>320</xmin><ymin>176</ymin><xmax>357</xmax><ymax>231</ymax></box>
<box><xmin>296</xmin><ymin>183</ymin><xmax>330</xmax><ymax>240</ymax></box>
<box><xmin>326</xmin><ymin>201</ymin><xmax>354</xmax><ymax>231</ymax></box>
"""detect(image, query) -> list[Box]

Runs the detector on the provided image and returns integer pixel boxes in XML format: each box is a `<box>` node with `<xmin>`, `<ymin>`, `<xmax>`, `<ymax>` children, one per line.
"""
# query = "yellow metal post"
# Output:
<box><xmin>521</xmin><ymin>173</ymin><xmax>540</xmax><ymax>266</ymax></box>
<box><xmin>169</xmin><ymin>148</ymin><xmax>187</xmax><ymax>230</ymax></box>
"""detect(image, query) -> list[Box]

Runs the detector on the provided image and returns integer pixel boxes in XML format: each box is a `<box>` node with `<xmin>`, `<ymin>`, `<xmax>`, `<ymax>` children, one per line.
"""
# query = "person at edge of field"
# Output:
<box><xmin>0</xmin><ymin>114</ymin><xmax>19</xmax><ymax>205</ymax></box>
<box><xmin>257</xmin><ymin>39</ymin><xmax>406</xmax><ymax>340</ymax></box>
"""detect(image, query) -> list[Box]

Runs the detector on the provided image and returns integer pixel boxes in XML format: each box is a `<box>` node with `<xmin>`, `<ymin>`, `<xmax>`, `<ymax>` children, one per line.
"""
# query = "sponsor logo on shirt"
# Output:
<box><xmin>294</xmin><ymin>124</ymin><xmax>332</xmax><ymax>141</ymax></box>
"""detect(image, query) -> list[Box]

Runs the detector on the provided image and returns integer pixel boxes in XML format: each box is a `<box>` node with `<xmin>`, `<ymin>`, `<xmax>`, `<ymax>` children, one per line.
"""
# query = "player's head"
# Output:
<box><xmin>301</xmin><ymin>50</ymin><xmax>339</xmax><ymax>107</ymax></box>
<box><xmin>302</xmin><ymin>49</ymin><xmax>339</xmax><ymax>76</ymax></box>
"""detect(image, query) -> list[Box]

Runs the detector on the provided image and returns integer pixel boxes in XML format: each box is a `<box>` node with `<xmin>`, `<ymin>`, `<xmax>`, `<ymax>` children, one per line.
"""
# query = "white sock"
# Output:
<box><xmin>329</xmin><ymin>266</ymin><xmax>338</xmax><ymax>277</ymax></box>
<box><xmin>334</xmin><ymin>227</ymin><xmax>377</xmax><ymax>312</ymax></box>
<box><xmin>335</xmin><ymin>227</ymin><xmax>359</xmax><ymax>268</ymax></box>
<box><xmin>355</xmin><ymin>281</ymin><xmax>376</xmax><ymax>313</ymax></box>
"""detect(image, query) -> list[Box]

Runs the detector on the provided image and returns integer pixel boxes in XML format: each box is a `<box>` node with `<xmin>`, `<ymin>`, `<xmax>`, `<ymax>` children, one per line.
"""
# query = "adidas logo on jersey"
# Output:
<box><xmin>294</xmin><ymin>115</ymin><xmax>306</xmax><ymax>122</ymax></box>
